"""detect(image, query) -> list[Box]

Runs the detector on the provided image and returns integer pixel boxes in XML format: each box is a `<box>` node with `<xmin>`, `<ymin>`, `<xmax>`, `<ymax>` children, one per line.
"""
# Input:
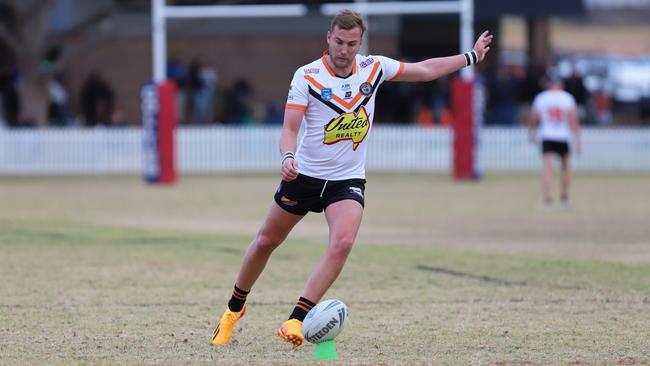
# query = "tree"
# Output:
<box><xmin>0</xmin><ymin>0</ymin><xmax>116</xmax><ymax>126</ymax></box>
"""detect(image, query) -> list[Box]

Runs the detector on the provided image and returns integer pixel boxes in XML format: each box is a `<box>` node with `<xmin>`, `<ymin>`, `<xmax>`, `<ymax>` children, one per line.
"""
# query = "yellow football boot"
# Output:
<box><xmin>211</xmin><ymin>305</ymin><xmax>246</xmax><ymax>346</ymax></box>
<box><xmin>277</xmin><ymin>318</ymin><xmax>304</xmax><ymax>348</ymax></box>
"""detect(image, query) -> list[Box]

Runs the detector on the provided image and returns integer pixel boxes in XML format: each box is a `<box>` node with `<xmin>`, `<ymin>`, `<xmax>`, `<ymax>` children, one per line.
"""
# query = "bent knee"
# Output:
<box><xmin>327</xmin><ymin>237</ymin><xmax>355</xmax><ymax>259</ymax></box>
<box><xmin>253</xmin><ymin>232</ymin><xmax>284</xmax><ymax>252</ymax></box>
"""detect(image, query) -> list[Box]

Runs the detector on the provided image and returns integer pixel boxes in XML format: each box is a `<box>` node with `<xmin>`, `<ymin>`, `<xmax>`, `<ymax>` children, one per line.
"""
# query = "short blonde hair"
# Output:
<box><xmin>330</xmin><ymin>9</ymin><xmax>366</xmax><ymax>36</ymax></box>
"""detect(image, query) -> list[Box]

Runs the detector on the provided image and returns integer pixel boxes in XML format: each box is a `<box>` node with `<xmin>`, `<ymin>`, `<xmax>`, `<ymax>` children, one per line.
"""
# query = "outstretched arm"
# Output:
<box><xmin>392</xmin><ymin>30</ymin><xmax>493</xmax><ymax>82</ymax></box>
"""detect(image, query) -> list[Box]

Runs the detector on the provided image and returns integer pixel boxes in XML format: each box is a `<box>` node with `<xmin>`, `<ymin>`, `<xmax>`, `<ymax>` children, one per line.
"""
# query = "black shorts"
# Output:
<box><xmin>542</xmin><ymin>140</ymin><xmax>570</xmax><ymax>157</ymax></box>
<box><xmin>274</xmin><ymin>174</ymin><xmax>366</xmax><ymax>215</ymax></box>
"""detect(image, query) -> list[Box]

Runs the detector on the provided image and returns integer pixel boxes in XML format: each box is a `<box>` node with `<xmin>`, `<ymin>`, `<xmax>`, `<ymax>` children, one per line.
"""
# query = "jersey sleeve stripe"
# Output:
<box><xmin>286</xmin><ymin>103</ymin><xmax>307</xmax><ymax>111</ymax></box>
<box><xmin>388</xmin><ymin>62</ymin><xmax>405</xmax><ymax>81</ymax></box>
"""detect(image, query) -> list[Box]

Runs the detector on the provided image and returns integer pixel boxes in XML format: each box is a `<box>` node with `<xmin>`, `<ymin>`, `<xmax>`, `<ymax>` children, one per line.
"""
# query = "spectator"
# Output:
<box><xmin>590</xmin><ymin>89</ymin><xmax>613</xmax><ymax>125</ymax></box>
<box><xmin>564</xmin><ymin>68</ymin><xmax>588</xmax><ymax>106</ymax></box>
<box><xmin>521</xmin><ymin>64</ymin><xmax>545</xmax><ymax>103</ymax></box>
<box><xmin>265</xmin><ymin>101</ymin><xmax>283</xmax><ymax>125</ymax></box>
<box><xmin>430</xmin><ymin>75</ymin><xmax>451</xmax><ymax>124</ymax></box>
<box><xmin>415</xmin><ymin>99</ymin><xmax>434</xmax><ymax>127</ymax></box>
<box><xmin>167</xmin><ymin>55</ymin><xmax>187</xmax><ymax>123</ymax></box>
<box><xmin>222</xmin><ymin>78</ymin><xmax>253</xmax><ymax>124</ymax></box>
<box><xmin>380</xmin><ymin>80</ymin><xmax>415</xmax><ymax>123</ymax></box>
<box><xmin>48</xmin><ymin>76</ymin><xmax>70</xmax><ymax>126</ymax></box>
<box><xmin>79</xmin><ymin>71</ymin><xmax>114</xmax><ymax>126</ymax></box>
<box><xmin>249</xmin><ymin>101</ymin><xmax>267</xmax><ymax>125</ymax></box>
<box><xmin>0</xmin><ymin>64</ymin><xmax>20</xmax><ymax>127</ymax></box>
<box><xmin>564</xmin><ymin>68</ymin><xmax>588</xmax><ymax>121</ymax></box>
<box><xmin>166</xmin><ymin>55</ymin><xmax>187</xmax><ymax>87</ymax></box>
<box><xmin>185</xmin><ymin>58</ymin><xmax>217</xmax><ymax>125</ymax></box>
<box><xmin>488</xmin><ymin>65</ymin><xmax>521</xmax><ymax>125</ymax></box>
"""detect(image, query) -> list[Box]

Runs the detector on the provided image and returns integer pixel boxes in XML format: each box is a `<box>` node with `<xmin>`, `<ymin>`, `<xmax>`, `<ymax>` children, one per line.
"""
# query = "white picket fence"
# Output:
<box><xmin>0</xmin><ymin>126</ymin><xmax>648</xmax><ymax>175</ymax></box>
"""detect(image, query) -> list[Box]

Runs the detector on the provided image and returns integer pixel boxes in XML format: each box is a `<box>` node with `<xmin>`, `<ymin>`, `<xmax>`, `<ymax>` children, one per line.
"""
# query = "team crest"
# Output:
<box><xmin>359</xmin><ymin>82</ymin><xmax>373</xmax><ymax>96</ymax></box>
<box><xmin>323</xmin><ymin>106</ymin><xmax>370</xmax><ymax>151</ymax></box>
<box><xmin>321</xmin><ymin>88</ymin><xmax>333</xmax><ymax>101</ymax></box>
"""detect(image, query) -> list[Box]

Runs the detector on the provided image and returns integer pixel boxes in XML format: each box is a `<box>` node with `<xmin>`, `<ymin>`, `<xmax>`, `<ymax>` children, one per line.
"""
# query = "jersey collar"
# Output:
<box><xmin>321</xmin><ymin>50</ymin><xmax>357</xmax><ymax>78</ymax></box>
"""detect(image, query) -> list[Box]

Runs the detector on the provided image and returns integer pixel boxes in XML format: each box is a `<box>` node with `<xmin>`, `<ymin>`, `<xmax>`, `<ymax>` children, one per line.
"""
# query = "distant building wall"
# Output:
<box><xmin>65</xmin><ymin>34</ymin><xmax>399</xmax><ymax>124</ymax></box>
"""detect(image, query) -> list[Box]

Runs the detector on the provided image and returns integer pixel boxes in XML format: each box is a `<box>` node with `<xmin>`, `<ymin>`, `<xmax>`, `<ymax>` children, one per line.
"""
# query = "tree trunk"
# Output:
<box><xmin>0</xmin><ymin>0</ymin><xmax>115</xmax><ymax>127</ymax></box>
<box><xmin>18</xmin><ymin>68</ymin><xmax>51</xmax><ymax>127</ymax></box>
<box><xmin>526</xmin><ymin>17</ymin><xmax>551</xmax><ymax>70</ymax></box>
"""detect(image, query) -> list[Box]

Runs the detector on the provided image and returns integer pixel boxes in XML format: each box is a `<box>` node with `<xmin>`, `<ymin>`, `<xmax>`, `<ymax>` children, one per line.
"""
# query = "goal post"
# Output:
<box><xmin>149</xmin><ymin>0</ymin><xmax>477</xmax><ymax>179</ymax></box>
<box><xmin>152</xmin><ymin>1</ymin><xmax>310</xmax><ymax>82</ymax></box>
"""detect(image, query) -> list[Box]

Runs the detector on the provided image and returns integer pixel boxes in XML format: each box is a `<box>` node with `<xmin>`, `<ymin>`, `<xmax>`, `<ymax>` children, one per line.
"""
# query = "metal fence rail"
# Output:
<box><xmin>0</xmin><ymin>126</ymin><xmax>648</xmax><ymax>175</ymax></box>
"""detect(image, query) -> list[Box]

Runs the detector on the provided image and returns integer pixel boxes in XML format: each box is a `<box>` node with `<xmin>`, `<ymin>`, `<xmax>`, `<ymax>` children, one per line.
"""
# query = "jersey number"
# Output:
<box><xmin>546</xmin><ymin>107</ymin><xmax>564</xmax><ymax>123</ymax></box>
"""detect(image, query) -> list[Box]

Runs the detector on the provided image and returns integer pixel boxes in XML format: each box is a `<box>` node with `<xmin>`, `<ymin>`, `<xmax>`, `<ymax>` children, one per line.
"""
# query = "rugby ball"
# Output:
<box><xmin>302</xmin><ymin>299</ymin><xmax>348</xmax><ymax>344</ymax></box>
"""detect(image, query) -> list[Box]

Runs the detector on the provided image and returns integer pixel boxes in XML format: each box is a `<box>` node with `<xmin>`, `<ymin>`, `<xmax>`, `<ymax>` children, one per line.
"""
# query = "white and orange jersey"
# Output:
<box><xmin>286</xmin><ymin>52</ymin><xmax>404</xmax><ymax>180</ymax></box>
<box><xmin>532</xmin><ymin>90</ymin><xmax>577</xmax><ymax>142</ymax></box>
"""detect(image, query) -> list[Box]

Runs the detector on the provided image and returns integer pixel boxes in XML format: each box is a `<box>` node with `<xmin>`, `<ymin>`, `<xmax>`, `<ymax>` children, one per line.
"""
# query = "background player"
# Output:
<box><xmin>529</xmin><ymin>73</ymin><xmax>582</xmax><ymax>208</ymax></box>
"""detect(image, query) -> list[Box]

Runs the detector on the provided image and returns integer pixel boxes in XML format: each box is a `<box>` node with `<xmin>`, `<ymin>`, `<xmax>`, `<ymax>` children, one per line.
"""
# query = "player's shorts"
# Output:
<box><xmin>274</xmin><ymin>174</ymin><xmax>366</xmax><ymax>215</ymax></box>
<box><xmin>542</xmin><ymin>140</ymin><xmax>570</xmax><ymax>157</ymax></box>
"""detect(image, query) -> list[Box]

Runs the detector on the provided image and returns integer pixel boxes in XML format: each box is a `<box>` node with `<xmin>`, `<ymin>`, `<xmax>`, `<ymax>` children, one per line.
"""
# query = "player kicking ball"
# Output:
<box><xmin>212</xmin><ymin>9</ymin><xmax>493</xmax><ymax>348</ymax></box>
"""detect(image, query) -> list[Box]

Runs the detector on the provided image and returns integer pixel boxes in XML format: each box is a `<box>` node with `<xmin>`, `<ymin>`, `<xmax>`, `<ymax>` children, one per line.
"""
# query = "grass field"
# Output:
<box><xmin>1</xmin><ymin>174</ymin><xmax>649</xmax><ymax>365</ymax></box>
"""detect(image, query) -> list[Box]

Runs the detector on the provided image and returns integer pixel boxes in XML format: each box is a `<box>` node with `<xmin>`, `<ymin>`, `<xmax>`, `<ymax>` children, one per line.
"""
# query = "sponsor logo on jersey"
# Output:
<box><xmin>321</xmin><ymin>88</ymin><xmax>333</xmax><ymax>101</ymax></box>
<box><xmin>360</xmin><ymin>57</ymin><xmax>375</xmax><ymax>69</ymax></box>
<box><xmin>341</xmin><ymin>83</ymin><xmax>351</xmax><ymax>91</ymax></box>
<box><xmin>323</xmin><ymin>106</ymin><xmax>370</xmax><ymax>151</ymax></box>
<box><xmin>303</xmin><ymin>67</ymin><xmax>320</xmax><ymax>74</ymax></box>
<box><xmin>359</xmin><ymin>82</ymin><xmax>373</xmax><ymax>96</ymax></box>
<box><xmin>344</xmin><ymin>91</ymin><xmax>352</xmax><ymax>99</ymax></box>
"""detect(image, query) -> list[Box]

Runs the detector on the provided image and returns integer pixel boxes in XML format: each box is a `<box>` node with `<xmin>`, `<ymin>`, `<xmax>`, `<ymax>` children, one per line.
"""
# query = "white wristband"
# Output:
<box><xmin>463</xmin><ymin>50</ymin><xmax>478</xmax><ymax>67</ymax></box>
<box><xmin>281</xmin><ymin>152</ymin><xmax>295</xmax><ymax>165</ymax></box>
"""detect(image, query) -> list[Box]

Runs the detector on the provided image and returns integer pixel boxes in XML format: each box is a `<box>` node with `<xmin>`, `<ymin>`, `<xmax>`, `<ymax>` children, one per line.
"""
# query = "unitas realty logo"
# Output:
<box><xmin>323</xmin><ymin>106</ymin><xmax>370</xmax><ymax>151</ymax></box>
